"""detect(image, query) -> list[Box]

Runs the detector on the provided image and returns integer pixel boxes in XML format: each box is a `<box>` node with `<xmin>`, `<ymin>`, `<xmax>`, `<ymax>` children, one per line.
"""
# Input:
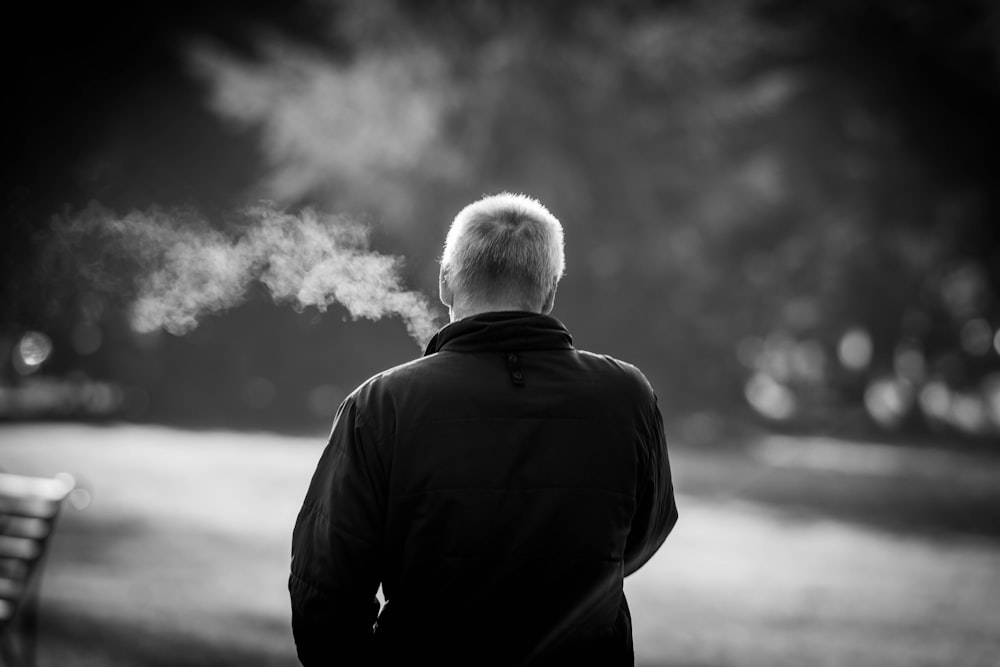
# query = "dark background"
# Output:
<box><xmin>2</xmin><ymin>0</ymin><xmax>999</xmax><ymax>442</ymax></box>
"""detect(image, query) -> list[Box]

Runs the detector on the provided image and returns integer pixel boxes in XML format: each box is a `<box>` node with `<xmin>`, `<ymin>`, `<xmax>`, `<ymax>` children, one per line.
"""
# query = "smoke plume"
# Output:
<box><xmin>52</xmin><ymin>202</ymin><xmax>441</xmax><ymax>347</ymax></box>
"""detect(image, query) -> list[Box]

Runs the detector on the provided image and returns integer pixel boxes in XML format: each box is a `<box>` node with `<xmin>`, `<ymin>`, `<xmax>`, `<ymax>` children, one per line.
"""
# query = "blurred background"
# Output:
<box><xmin>2</xmin><ymin>1</ymin><xmax>999</xmax><ymax>665</ymax></box>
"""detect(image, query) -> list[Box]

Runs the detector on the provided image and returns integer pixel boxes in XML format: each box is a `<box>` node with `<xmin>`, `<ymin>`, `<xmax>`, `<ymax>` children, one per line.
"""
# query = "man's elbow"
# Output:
<box><xmin>290</xmin><ymin>596</ymin><xmax>377</xmax><ymax>665</ymax></box>
<box><xmin>664</xmin><ymin>498</ymin><xmax>679</xmax><ymax>536</ymax></box>
<box><xmin>624</xmin><ymin>501</ymin><xmax>679</xmax><ymax>577</ymax></box>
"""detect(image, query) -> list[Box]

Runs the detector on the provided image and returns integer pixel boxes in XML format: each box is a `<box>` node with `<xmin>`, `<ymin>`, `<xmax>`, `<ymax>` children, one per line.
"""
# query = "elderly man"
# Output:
<box><xmin>289</xmin><ymin>192</ymin><xmax>678</xmax><ymax>666</ymax></box>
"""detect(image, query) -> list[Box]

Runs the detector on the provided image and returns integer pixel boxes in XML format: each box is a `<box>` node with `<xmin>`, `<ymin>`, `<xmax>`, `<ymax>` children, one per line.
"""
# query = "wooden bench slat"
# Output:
<box><xmin>0</xmin><ymin>502</ymin><xmax>60</xmax><ymax>522</ymax></box>
<box><xmin>0</xmin><ymin>474</ymin><xmax>73</xmax><ymax>501</ymax></box>
<box><xmin>0</xmin><ymin>537</ymin><xmax>39</xmax><ymax>561</ymax></box>
<box><xmin>0</xmin><ymin>578</ymin><xmax>23</xmax><ymax>600</ymax></box>
<box><xmin>0</xmin><ymin>560</ymin><xmax>27</xmax><ymax>581</ymax></box>
<box><xmin>0</xmin><ymin>496</ymin><xmax>62</xmax><ymax>519</ymax></box>
<box><xmin>0</xmin><ymin>517</ymin><xmax>49</xmax><ymax>540</ymax></box>
<box><xmin>0</xmin><ymin>471</ymin><xmax>74</xmax><ymax>659</ymax></box>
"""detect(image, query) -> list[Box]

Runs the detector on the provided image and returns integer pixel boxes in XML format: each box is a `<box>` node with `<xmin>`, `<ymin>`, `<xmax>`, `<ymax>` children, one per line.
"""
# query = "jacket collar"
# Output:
<box><xmin>423</xmin><ymin>311</ymin><xmax>575</xmax><ymax>355</ymax></box>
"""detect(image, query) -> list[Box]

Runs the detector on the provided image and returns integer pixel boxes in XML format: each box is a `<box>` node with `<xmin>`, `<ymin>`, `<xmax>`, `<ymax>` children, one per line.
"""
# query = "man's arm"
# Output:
<box><xmin>623</xmin><ymin>398</ymin><xmax>678</xmax><ymax>577</ymax></box>
<box><xmin>289</xmin><ymin>395</ymin><xmax>386</xmax><ymax>665</ymax></box>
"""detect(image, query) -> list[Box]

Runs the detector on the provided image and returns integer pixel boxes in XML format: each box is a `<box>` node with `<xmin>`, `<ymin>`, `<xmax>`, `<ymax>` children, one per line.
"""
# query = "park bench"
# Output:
<box><xmin>0</xmin><ymin>472</ymin><xmax>75</xmax><ymax>667</ymax></box>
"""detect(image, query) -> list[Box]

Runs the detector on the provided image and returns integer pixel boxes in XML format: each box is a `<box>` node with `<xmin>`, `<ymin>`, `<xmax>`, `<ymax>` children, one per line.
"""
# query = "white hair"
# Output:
<box><xmin>441</xmin><ymin>192</ymin><xmax>565</xmax><ymax>310</ymax></box>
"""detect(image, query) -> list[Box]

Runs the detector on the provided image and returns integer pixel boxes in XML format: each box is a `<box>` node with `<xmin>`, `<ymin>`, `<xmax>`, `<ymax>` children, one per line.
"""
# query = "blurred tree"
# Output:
<box><xmin>2</xmin><ymin>0</ymin><xmax>998</xmax><ymax>440</ymax></box>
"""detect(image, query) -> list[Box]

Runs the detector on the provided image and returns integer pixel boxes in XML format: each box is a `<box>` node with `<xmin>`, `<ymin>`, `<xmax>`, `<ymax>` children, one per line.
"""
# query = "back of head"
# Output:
<box><xmin>441</xmin><ymin>193</ymin><xmax>565</xmax><ymax>314</ymax></box>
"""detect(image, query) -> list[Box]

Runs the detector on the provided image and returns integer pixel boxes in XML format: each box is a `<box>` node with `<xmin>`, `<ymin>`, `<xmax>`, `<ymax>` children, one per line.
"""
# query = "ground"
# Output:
<box><xmin>2</xmin><ymin>423</ymin><xmax>999</xmax><ymax>666</ymax></box>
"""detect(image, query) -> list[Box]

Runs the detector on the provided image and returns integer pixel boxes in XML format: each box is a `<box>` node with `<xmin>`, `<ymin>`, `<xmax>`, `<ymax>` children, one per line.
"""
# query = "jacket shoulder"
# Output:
<box><xmin>347</xmin><ymin>354</ymin><xmax>441</xmax><ymax>405</ymax></box>
<box><xmin>575</xmin><ymin>350</ymin><xmax>658</xmax><ymax>399</ymax></box>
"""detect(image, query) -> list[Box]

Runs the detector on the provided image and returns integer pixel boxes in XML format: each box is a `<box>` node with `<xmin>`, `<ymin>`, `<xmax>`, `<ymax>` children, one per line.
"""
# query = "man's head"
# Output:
<box><xmin>440</xmin><ymin>193</ymin><xmax>565</xmax><ymax>320</ymax></box>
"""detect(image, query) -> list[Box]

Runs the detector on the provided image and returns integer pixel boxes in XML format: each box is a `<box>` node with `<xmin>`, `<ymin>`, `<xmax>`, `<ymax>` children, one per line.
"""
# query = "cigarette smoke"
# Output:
<box><xmin>52</xmin><ymin>201</ymin><xmax>441</xmax><ymax>347</ymax></box>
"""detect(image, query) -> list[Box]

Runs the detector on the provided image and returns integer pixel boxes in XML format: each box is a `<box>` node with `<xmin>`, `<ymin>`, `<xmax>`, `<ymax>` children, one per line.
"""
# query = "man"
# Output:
<box><xmin>289</xmin><ymin>192</ymin><xmax>678</xmax><ymax>666</ymax></box>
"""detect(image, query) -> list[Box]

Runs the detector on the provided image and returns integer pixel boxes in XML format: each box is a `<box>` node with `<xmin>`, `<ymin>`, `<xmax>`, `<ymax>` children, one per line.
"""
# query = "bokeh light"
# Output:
<box><xmin>13</xmin><ymin>331</ymin><xmax>53</xmax><ymax>375</ymax></box>
<box><xmin>69</xmin><ymin>487</ymin><xmax>93</xmax><ymax>511</ymax></box>
<box><xmin>864</xmin><ymin>377</ymin><xmax>912</xmax><ymax>429</ymax></box>
<box><xmin>950</xmin><ymin>392</ymin><xmax>989</xmax><ymax>435</ymax></box>
<box><xmin>960</xmin><ymin>318</ymin><xmax>994</xmax><ymax>356</ymax></box>
<box><xmin>838</xmin><ymin>328</ymin><xmax>872</xmax><ymax>372</ymax></box>
<box><xmin>918</xmin><ymin>380</ymin><xmax>952</xmax><ymax>423</ymax></box>
<box><xmin>744</xmin><ymin>371</ymin><xmax>796</xmax><ymax>420</ymax></box>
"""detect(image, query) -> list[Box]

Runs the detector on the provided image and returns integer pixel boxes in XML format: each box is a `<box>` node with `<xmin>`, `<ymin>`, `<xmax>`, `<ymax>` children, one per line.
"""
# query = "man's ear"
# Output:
<box><xmin>439</xmin><ymin>266</ymin><xmax>454</xmax><ymax>307</ymax></box>
<box><xmin>540</xmin><ymin>283</ymin><xmax>557</xmax><ymax>314</ymax></box>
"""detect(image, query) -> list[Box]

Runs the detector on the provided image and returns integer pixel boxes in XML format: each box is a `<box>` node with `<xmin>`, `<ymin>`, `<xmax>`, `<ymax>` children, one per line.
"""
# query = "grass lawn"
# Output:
<box><xmin>2</xmin><ymin>423</ymin><xmax>999</xmax><ymax>666</ymax></box>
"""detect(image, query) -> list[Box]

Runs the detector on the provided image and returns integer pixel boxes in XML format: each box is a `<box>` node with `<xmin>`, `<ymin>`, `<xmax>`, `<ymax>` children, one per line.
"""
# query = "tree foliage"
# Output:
<box><xmin>2</xmin><ymin>0</ymin><xmax>999</xmax><ymax>439</ymax></box>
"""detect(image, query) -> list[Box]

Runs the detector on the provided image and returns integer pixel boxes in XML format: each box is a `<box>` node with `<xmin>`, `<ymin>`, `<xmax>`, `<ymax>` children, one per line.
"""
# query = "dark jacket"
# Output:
<box><xmin>289</xmin><ymin>312</ymin><xmax>677</xmax><ymax>666</ymax></box>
